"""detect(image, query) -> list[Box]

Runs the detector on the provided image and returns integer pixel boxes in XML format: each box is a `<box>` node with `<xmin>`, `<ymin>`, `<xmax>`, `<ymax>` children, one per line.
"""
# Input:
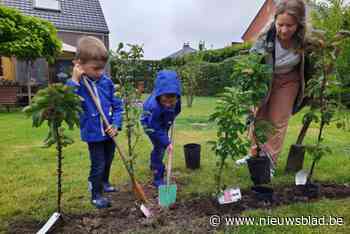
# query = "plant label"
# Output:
<box><xmin>218</xmin><ymin>188</ymin><xmax>242</xmax><ymax>204</ymax></box>
<box><xmin>37</xmin><ymin>212</ymin><xmax>61</xmax><ymax>234</ymax></box>
<box><xmin>223</xmin><ymin>191</ymin><xmax>231</xmax><ymax>201</ymax></box>
<box><xmin>140</xmin><ymin>204</ymin><xmax>152</xmax><ymax>218</ymax></box>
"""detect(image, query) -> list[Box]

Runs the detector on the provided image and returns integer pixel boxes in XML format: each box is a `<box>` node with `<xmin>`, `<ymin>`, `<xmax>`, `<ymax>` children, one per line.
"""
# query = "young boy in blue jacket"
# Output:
<box><xmin>66</xmin><ymin>36</ymin><xmax>123</xmax><ymax>208</ymax></box>
<box><xmin>141</xmin><ymin>70</ymin><xmax>181</xmax><ymax>188</ymax></box>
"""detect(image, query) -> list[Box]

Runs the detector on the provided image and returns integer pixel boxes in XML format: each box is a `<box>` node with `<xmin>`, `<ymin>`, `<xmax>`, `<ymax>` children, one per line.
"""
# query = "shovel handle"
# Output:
<box><xmin>166</xmin><ymin>148</ymin><xmax>173</xmax><ymax>186</ymax></box>
<box><xmin>82</xmin><ymin>77</ymin><xmax>134</xmax><ymax>181</ymax></box>
<box><xmin>82</xmin><ymin>77</ymin><xmax>149</xmax><ymax>203</ymax></box>
<box><xmin>166</xmin><ymin>123</ymin><xmax>175</xmax><ymax>185</ymax></box>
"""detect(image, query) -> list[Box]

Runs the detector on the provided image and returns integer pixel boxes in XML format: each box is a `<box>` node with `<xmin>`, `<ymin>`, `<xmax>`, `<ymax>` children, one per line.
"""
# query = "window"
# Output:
<box><xmin>33</xmin><ymin>0</ymin><xmax>61</xmax><ymax>11</ymax></box>
<box><xmin>0</xmin><ymin>57</ymin><xmax>3</xmax><ymax>78</ymax></box>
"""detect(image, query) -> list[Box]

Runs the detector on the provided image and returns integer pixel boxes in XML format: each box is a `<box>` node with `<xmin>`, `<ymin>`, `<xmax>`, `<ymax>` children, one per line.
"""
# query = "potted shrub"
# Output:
<box><xmin>209</xmin><ymin>53</ymin><xmax>273</xmax><ymax>194</ymax></box>
<box><xmin>295</xmin><ymin>29</ymin><xmax>350</xmax><ymax>197</ymax></box>
<box><xmin>231</xmin><ymin>53</ymin><xmax>274</xmax><ymax>185</ymax></box>
<box><xmin>209</xmin><ymin>87</ymin><xmax>251</xmax><ymax>193</ymax></box>
<box><xmin>286</xmin><ymin>0</ymin><xmax>350</xmax><ymax>172</ymax></box>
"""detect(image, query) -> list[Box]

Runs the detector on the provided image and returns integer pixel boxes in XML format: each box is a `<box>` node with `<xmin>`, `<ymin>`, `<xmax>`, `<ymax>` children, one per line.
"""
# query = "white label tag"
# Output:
<box><xmin>140</xmin><ymin>204</ymin><xmax>152</xmax><ymax>218</ymax></box>
<box><xmin>218</xmin><ymin>188</ymin><xmax>242</xmax><ymax>204</ymax></box>
<box><xmin>37</xmin><ymin>212</ymin><xmax>60</xmax><ymax>234</ymax></box>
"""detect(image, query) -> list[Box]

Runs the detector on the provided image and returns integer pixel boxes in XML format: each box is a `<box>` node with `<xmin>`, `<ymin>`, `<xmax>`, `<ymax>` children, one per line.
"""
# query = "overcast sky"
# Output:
<box><xmin>99</xmin><ymin>0</ymin><xmax>265</xmax><ymax>60</ymax></box>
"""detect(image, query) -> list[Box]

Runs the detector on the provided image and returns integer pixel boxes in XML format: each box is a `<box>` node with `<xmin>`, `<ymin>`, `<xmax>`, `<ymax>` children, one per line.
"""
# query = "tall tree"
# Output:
<box><xmin>0</xmin><ymin>6</ymin><xmax>61</xmax><ymax>103</ymax></box>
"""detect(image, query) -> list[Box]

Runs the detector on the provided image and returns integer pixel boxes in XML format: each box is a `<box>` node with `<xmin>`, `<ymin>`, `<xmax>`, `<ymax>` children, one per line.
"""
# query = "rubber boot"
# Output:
<box><xmin>103</xmin><ymin>182</ymin><xmax>118</xmax><ymax>193</ymax></box>
<box><xmin>152</xmin><ymin>167</ymin><xmax>165</xmax><ymax>188</ymax></box>
<box><xmin>89</xmin><ymin>179</ymin><xmax>111</xmax><ymax>209</ymax></box>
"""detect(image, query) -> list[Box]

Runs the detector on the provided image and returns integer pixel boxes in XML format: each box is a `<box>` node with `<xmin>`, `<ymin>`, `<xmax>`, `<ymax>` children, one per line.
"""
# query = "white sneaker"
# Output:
<box><xmin>235</xmin><ymin>155</ymin><xmax>251</xmax><ymax>165</ymax></box>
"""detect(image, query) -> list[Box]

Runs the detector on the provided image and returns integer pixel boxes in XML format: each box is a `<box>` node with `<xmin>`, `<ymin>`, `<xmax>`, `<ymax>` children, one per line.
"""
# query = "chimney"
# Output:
<box><xmin>199</xmin><ymin>40</ymin><xmax>205</xmax><ymax>51</ymax></box>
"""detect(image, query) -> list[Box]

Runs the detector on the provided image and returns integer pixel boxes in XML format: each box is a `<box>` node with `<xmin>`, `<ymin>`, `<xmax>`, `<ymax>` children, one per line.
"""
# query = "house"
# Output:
<box><xmin>0</xmin><ymin>0</ymin><xmax>109</xmax><ymax>86</ymax></box>
<box><xmin>242</xmin><ymin>0</ymin><xmax>317</xmax><ymax>42</ymax></box>
<box><xmin>241</xmin><ymin>0</ymin><xmax>279</xmax><ymax>42</ymax></box>
<box><xmin>165</xmin><ymin>43</ymin><xmax>198</xmax><ymax>59</ymax></box>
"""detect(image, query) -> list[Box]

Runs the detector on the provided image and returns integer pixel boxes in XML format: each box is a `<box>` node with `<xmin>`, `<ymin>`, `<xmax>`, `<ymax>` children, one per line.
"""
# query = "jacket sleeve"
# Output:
<box><xmin>144</xmin><ymin>106</ymin><xmax>170</xmax><ymax>147</ymax></box>
<box><xmin>66</xmin><ymin>79</ymin><xmax>84</xmax><ymax>99</ymax></box>
<box><xmin>110</xmin><ymin>82</ymin><xmax>123</xmax><ymax>130</ymax></box>
<box><xmin>66</xmin><ymin>78</ymin><xmax>79</xmax><ymax>90</ymax></box>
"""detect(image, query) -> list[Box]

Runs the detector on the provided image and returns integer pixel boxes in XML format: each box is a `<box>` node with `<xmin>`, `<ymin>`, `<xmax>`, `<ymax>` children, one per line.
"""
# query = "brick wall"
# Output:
<box><xmin>242</xmin><ymin>0</ymin><xmax>276</xmax><ymax>42</ymax></box>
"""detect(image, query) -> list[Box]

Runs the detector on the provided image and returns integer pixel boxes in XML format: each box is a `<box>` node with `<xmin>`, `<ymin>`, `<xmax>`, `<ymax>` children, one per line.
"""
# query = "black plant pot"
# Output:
<box><xmin>251</xmin><ymin>186</ymin><xmax>274</xmax><ymax>202</ymax></box>
<box><xmin>184</xmin><ymin>143</ymin><xmax>201</xmax><ymax>169</ymax></box>
<box><xmin>296</xmin><ymin>183</ymin><xmax>320</xmax><ymax>198</ymax></box>
<box><xmin>247</xmin><ymin>156</ymin><xmax>271</xmax><ymax>185</ymax></box>
<box><xmin>285</xmin><ymin>144</ymin><xmax>305</xmax><ymax>173</ymax></box>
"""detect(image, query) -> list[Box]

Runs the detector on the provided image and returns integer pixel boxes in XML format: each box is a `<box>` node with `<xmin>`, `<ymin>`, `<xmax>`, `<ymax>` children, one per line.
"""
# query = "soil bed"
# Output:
<box><xmin>8</xmin><ymin>182</ymin><xmax>350</xmax><ymax>234</ymax></box>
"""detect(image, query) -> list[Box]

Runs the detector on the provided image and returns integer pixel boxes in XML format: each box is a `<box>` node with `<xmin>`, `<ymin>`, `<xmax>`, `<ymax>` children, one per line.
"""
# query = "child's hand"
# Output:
<box><xmin>72</xmin><ymin>62</ymin><xmax>85</xmax><ymax>83</ymax></box>
<box><xmin>106</xmin><ymin>125</ymin><xmax>118</xmax><ymax>138</ymax></box>
<box><xmin>167</xmin><ymin>143</ymin><xmax>173</xmax><ymax>155</ymax></box>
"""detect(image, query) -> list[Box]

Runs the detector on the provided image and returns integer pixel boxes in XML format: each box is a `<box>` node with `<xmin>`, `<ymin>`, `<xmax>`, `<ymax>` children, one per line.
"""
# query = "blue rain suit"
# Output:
<box><xmin>140</xmin><ymin>70</ymin><xmax>181</xmax><ymax>185</ymax></box>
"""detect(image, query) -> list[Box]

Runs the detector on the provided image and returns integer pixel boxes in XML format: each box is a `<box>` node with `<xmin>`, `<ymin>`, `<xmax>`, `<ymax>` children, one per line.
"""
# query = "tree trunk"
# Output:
<box><xmin>307</xmin><ymin>51</ymin><xmax>328</xmax><ymax>183</ymax></box>
<box><xmin>26</xmin><ymin>60</ymin><xmax>33</xmax><ymax>105</ymax></box>
<box><xmin>189</xmin><ymin>93</ymin><xmax>194</xmax><ymax>107</ymax></box>
<box><xmin>48</xmin><ymin>64</ymin><xmax>55</xmax><ymax>85</ymax></box>
<box><xmin>125</xmin><ymin>96</ymin><xmax>134</xmax><ymax>173</ymax></box>
<box><xmin>188</xmin><ymin>81</ymin><xmax>195</xmax><ymax>108</ymax></box>
<box><xmin>318</xmin><ymin>51</ymin><xmax>328</xmax><ymax>143</ymax></box>
<box><xmin>307</xmin><ymin>158</ymin><xmax>317</xmax><ymax>184</ymax></box>
<box><xmin>186</xmin><ymin>94</ymin><xmax>193</xmax><ymax>108</ymax></box>
<box><xmin>318</xmin><ymin>120</ymin><xmax>326</xmax><ymax>143</ymax></box>
<box><xmin>216</xmin><ymin>159</ymin><xmax>225</xmax><ymax>193</ymax></box>
<box><xmin>53</xmin><ymin>124</ymin><xmax>63</xmax><ymax>213</ymax></box>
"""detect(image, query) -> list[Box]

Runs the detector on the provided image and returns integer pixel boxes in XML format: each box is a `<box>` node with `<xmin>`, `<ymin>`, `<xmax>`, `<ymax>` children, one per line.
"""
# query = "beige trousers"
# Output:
<box><xmin>251</xmin><ymin>69</ymin><xmax>300</xmax><ymax>165</ymax></box>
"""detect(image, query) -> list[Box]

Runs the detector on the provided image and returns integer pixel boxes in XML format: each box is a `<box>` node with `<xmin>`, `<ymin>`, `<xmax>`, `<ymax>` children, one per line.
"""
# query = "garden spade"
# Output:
<box><xmin>82</xmin><ymin>77</ymin><xmax>152</xmax><ymax>217</ymax></box>
<box><xmin>159</xmin><ymin>123</ymin><xmax>177</xmax><ymax>208</ymax></box>
<box><xmin>295</xmin><ymin>170</ymin><xmax>309</xmax><ymax>185</ymax></box>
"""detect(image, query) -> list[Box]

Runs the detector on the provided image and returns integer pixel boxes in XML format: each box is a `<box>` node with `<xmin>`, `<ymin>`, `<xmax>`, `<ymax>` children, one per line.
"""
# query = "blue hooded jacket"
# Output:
<box><xmin>141</xmin><ymin>70</ymin><xmax>181</xmax><ymax>147</ymax></box>
<box><xmin>66</xmin><ymin>74</ymin><xmax>123</xmax><ymax>142</ymax></box>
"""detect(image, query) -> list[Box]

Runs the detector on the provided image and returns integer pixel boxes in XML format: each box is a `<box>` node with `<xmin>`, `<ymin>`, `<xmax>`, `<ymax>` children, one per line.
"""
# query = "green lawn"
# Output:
<box><xmin>0</xmin><ymin>97</ymin><xmax>349</xmax><ymax>233</ymax></box>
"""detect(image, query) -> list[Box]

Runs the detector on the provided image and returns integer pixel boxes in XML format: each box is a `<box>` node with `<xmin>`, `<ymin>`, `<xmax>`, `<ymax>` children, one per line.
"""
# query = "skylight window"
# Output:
<box><xmin>34</xmin><ymin>0</ymin><xmax>61</xmax><ymax>11</ymax></box>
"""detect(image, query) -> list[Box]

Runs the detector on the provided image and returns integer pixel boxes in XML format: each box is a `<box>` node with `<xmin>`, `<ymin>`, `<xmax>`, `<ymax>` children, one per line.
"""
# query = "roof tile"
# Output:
<box><xmin>1</xmin><ymin>0</ymin><xmax>109</xmax><ymax>33</ymax></box>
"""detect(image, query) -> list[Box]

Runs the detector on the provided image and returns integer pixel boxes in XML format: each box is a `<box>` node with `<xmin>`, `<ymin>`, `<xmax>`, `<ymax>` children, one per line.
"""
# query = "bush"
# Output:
<box><xmin>195</xmin><ymin>57</ymin><xmax>237</xmax><ymax>96</ymax></box>
<box><xmin>159</xmin><ymin>43</ymin><xmax>251</xmax><ymax>96</ymax></box>
<box><xmin>197</xmin><ymin>43</ymin><xmax>251</xmax><ymax>63</ymax></box>
<box><xmin>335</xmin><ymin>38</ymin><xmax>350</xmax><ymax>107</ymax></box>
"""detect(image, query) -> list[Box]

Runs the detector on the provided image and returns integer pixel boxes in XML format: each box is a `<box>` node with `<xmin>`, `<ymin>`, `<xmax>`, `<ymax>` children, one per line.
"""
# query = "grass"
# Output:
<box><xmin>0</xmin><ymin>96</ymin><xmax>349</xmax><ymax>233</ymax></box>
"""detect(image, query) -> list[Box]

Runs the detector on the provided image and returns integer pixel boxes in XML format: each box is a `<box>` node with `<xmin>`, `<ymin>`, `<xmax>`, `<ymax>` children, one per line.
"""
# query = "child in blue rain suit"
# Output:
<box><xmin>66</xmin><ymin>36</ymin><xmax>123</xmax><ymax>209</ymax></box>
<box><xmin>141</xmin><ymin>70</ymin><xmax>181</xmax><ymax>188</ymax></box>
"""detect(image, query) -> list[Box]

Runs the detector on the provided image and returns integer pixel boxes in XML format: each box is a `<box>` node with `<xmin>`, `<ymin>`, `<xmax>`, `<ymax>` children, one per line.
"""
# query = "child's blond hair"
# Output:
<box><xmin>75</xmin><ymin>36</ymin><xmax>108</xmax><ymax>64</ymax></box>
